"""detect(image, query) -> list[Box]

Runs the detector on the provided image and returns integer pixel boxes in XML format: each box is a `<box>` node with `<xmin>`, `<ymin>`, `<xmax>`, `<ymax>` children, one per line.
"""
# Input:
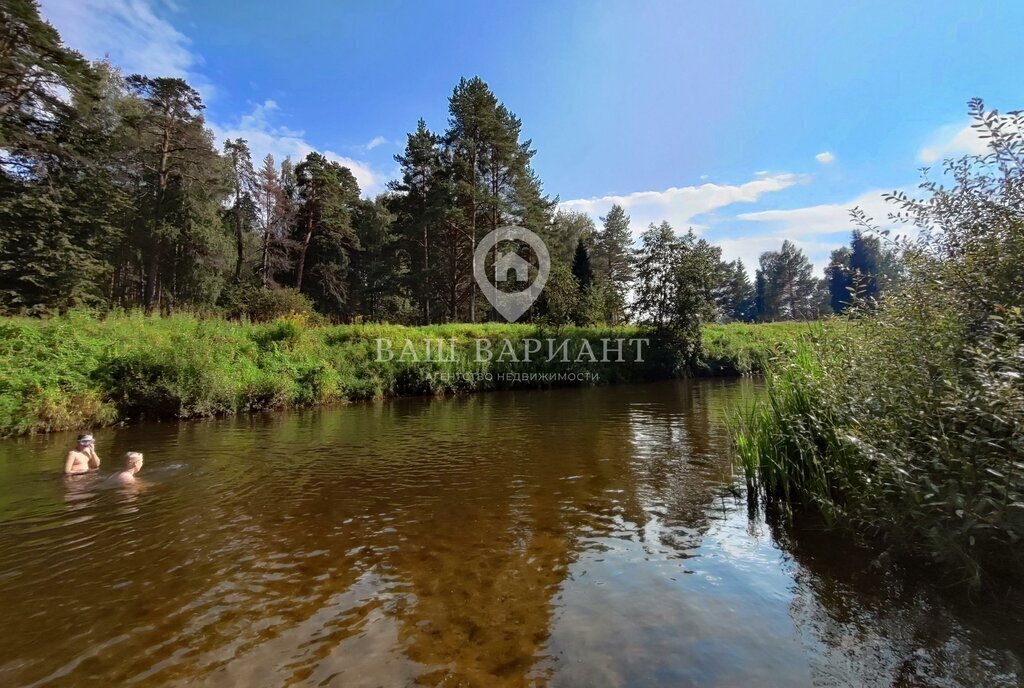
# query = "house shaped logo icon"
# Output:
<box><xmin>473</xmin><ymin>225</ymin><xmax>550</xmax><ymax>322</ymax></box>
<box><xmin>493</xmin><ymin>251</ymin><xmax>531</xmax><ymax>284</ymax></box>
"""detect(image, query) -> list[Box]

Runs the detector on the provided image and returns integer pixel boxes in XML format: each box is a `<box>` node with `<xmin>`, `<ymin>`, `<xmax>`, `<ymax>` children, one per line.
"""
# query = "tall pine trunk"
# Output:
<box><xmin>296</xmin><ymin>213</ymin><xmax>313</xmax><ymax>290</ymax></box>
<box><xmin>468</xmin><ymin>148</ymin><xmax>477</xmax><ymax>323</ymax></box>
<box><xmin>261</xmin><ymin>229</ymin><xmax>271</xmax><ymax>287</ymax></box>
<box><xmin>234</xmin><ymin>214</ymin><xmax>244</xmax><ymax>281</ymax></box>
<box><xmin>423</xmin><ymin>224</ymin><xmax>431</xmax><ymax>323</ymax></box>
<box><xmin>146</xmin><ymin>113</ymin><xmax>172</xmax><ymax>312</ymax></box>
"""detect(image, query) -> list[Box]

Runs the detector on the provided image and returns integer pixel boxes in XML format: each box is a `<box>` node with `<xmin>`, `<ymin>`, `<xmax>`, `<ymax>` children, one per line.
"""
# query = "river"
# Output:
<box><xmin>0</xmin><ymin>380</ymin><xmax>1020</xmax><ymax>687</ymax></box>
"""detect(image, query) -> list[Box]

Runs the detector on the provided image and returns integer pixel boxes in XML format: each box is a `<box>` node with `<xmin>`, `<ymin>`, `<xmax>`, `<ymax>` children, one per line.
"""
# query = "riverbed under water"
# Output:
<box><xmin>0</xmin><ymin>379</ymin><xmax>1021</xmax><ymax>687</ymax></box>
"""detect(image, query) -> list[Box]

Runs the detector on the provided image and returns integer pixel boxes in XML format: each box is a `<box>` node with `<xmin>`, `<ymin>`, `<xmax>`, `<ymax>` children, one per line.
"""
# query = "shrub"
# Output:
<box><xmin>223</xmin><ymin>285</ymin><xmax>315</xmax><ymax>323</ymax></box>
<box><xmin>99</xmin><ymin>326</ymin><xmax>250</xmax><ymax>418</ymax></box>
<box><xmin>736</xmin><ymin>99</ymin><xmax>1024</xmax><ymax>589</ymax></box>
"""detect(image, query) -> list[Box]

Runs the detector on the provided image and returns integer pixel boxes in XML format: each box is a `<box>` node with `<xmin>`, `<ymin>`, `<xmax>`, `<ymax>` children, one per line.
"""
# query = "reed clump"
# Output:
<box><xmin>735</xmin><ymin>100</ymin><xmax>1024</xmax><ymax>589</ymax></box>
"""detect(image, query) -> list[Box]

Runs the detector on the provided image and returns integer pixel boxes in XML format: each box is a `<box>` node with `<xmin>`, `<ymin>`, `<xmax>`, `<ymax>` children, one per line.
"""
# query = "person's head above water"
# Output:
<box><xmin>64</xmin><ymin>433</ymin><xmax>100</xmax><ymax>474</ymax></box>
<box><xmin>123</xmin><ymin>452</ymin><xmax>143</xmax><ymax>474</ymax></box>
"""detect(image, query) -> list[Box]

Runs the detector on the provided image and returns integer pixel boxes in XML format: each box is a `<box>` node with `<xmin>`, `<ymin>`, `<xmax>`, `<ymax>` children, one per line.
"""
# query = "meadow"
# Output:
<box><xmin>0</xmin><ymin>312</ymin><xmax>808</xmax><ymax>437</ymax></box>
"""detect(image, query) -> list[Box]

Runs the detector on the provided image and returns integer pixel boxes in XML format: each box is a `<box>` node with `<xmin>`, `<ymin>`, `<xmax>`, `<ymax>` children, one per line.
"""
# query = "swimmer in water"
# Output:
<box><xmin>112</xmin><ymin>452</ymin><xmax>144</xmax><ymax>485</ymax></box>
<box><xmin>64</xmin><ymin>433</ymin><xmax>101</xmax><ymax>475</ymax></box>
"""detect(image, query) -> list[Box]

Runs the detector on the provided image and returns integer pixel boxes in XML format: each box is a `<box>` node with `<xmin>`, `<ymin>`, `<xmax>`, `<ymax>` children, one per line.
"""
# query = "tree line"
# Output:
<box><xmin>0</xmin><ymin>1</ymin><xmax>898</xmax><ymax>324</ymax></box>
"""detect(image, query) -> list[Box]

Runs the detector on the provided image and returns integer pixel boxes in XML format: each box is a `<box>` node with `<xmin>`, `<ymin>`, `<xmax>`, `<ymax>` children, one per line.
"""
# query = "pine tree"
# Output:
<box><xmin>571</xmin><ymin>239</ymin><xmax>593</xmax><ymax>290</ymax></box>
<box><xmin>849</xmin><ymin>230</ymin><xmax>881</xmax><ymax>301</ymax></box>
<box><xmin>755</xmin><ymin>240</ymin><xmax>818</xmax><ymax>321</ymax></box>
<box><xmin>718</xmin><ymin>260</ymin><xmax>756</xmax><ymax>322</ymax></box>
<box><xmin>826</xmin><ymin>231</ymin><xmax>902</xmax><ymax>314</ymax></box>
<box><xmin>569</xmin><ymin>239</ymin><xmax>595</xmax><ymax>325</ymax></box>
<box><xmin>446</xmin><ymin>77</ymin><xmax>495</xmax><ymax>322</ymax></box>
<box><xmin>389</xmin><ymin>119</ymin><xmax>446</xmax><ymax>323</ymax></box>
<box><xmin>826</xmin><ymin>245</ymin><xmax>854</xmax><ymax>313</ymax></box>
<box><xmin>124</xmin><ymin>75</ymin><xmax>225</xmax><ymax>311</ymax></box>
<box><xmin>754</xmin><ymin>269</ymin><xmax>768</xmax><ymax>321</ymax></box>
<box><xmin>255</xmin><ymin>154</ymin><xmax>287</xmax><ymax>287</ymax></box>
<box><xmin>224</xmin><ymin>138</ymin><xmax>257</xmax><ymax>281</ymax></box>
<box><xmin>292</xmin><ymin>152</ymin><xmax>361</xmax><ymax>317</ymax></box>
<box><xmin>676</xmin><ymin>230</ymin><xmax>723</xmax><ymax>324</ymax></box>
<box><xmin>595</xmin><ymin>204</ymin><xmax>634</xmax><ymax>324</ymax></box>
<box><xmin>444</xmin><ymin>77</ymin><xmax>553</xmax><ymax>322</ymax></box>
<box><xmin>0</xmin><ymin>0</ymin><xmax>94</xmax><ymax>166</ymax></box>
<box><xmin>351</xmin><ymin>197</ymin><xmax>407</xmax><ymax>321</ymax></box>
<box><xmin>0</xmin><ymin>61</ymin><xmax>127</xmax><ymax>312</ymax></box>
<box><xmin>814</xmin><ymin>277</ymin><xmax>833</xmax><ymax>318</ymax></box>
<box><xmin>632</xmin><ymin>222</ymin><xmax>680</xmax><ymax>327</ymax></box>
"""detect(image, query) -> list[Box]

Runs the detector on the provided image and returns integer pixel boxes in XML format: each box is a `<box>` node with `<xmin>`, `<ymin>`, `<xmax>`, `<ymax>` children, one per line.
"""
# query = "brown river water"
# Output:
<box><xmin>0</xmin><ymin>379</ymin><xmax>1021</xmax><ymax>687</ymax></box>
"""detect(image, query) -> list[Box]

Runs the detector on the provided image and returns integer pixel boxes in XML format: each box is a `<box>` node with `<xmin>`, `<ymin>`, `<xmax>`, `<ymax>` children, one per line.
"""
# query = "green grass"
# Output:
<box><xmin>733</xmin><ymin>314</ymin><xmax>1024</xmax><ymax>590</ymax></box>
<box><xmin>0</xmin><ymin>312</ymin><xmax>808</xmax><ymax>437</ymax></box>
<box><xmin>732</xmin><ymin>337</ymin><xmax>862</xmax><ymax>512</ymax></box>
<box><xmin>700</xmin><ymin>321</ymin><xmax>829</xmax><ymax>375</ymax></box>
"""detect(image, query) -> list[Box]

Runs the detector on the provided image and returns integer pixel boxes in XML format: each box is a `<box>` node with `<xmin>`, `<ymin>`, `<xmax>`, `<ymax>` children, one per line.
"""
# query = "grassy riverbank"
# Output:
<box><xmin>734</xmin><ymin>107</ymin><xmax>1024</xmax><ymax>591</ymax></box>
<box><xmin>0</xmin><ymin>312</ymin><xmax>806</xmax><ymax>437</ymax></box>
<box><xmin>699</xmin><ymin>321</ymin><xmax>821</xmax><ymax>375</ymax></box>
<box><xmin>736</xmin><ymin>314</ymin><xmax>1024</xmax><ymax>590</ymax></box>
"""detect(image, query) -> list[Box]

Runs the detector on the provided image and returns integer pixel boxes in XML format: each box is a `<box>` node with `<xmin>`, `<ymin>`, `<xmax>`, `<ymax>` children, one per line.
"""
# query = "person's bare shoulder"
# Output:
<box><xmin>65</xmin><ymin>450</ymin><xmax>85</xmax><ymax>474</ymax></box>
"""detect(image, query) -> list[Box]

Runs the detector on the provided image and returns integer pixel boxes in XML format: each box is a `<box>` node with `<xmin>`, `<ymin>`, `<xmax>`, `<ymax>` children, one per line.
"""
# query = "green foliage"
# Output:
<box><xmin>221</xmin><ymin>285</ymin><xmax>315</xmax><ymax>322</ymax></box>
<box><xmin>570</xmin><ymin>238</ymin><xmax>593</xmax><ymax>290</ymax></box>
<box><xmin>593</xmin><ymin>204</ymin><xmax>634</xmax><ymax>324</ymax></box>
<box><xmin>350</xmin><ymin>196</ymin><xmax>410</xmax><ymax>321</ymax></box>
<box><xmin>1</xmin><ymin>5</ymin><xmax>845</xmax><ymax>332</ymax></box>
<box><xmin>700</xmin><ymin>321</ymin><xmax>818</xmax><ymax>374</ymax></box>
<box><xmin>291</xmin><ymin>152</ymin><xmax>362</xmax><ymax>317</ymax></box>
<box><xmin>632</xmin><ymin>222</ymin><xmax>732</xmax><ymax>369</ymax></box>
<box><xmin>826</xmin><ymin>231</ymin><xmax>902</xmax><ymax>313</ymax></box>
<box><xmin>0</xmin><ymin>313</ymin><xmax>780</xmax><ymax>437</ymax></box>
<box><xmin>754</xmin><ymin>240</ymin><xmax>819</xmax><ymax>321</ymax></box>
<box><xmin>387</xmin><ymin>77</ymin><xmax>555</xmax><ymax>324</ymax></box>
<box><xmin>736</xmin><ymin>99</ymin><xmax>1024</xmax><ymax>589</ymax></box>
<box><xmin>535</xmin><ymin>262</ymin><xmax>580</xmax><ymax>328</ymax></box>
<box><xmin>0</xmin><ymin>314</ymin><xmax>116</xmax><ymax>435</ymax></box>
<box><xmin>717</xmin><ymin>259</ymin><xmax>757</xmax><ymax>323</ymax></box>
<box><xmin>0</xmin><ymin>0</ymin><xmax>94</xmax><ymax>162</ymax></box>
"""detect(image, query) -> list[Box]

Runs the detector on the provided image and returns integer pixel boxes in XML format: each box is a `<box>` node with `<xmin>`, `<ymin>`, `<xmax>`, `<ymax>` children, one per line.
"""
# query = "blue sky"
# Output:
<box><xmin>38</xmin><ymin>0</ymin><xmax>1024</xmax><ymax>274</ymax></box>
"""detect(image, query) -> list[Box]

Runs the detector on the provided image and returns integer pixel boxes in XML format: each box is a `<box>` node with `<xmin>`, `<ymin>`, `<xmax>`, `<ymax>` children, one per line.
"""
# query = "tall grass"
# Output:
<box><xmin>736</xmin><ymin>341</ymin><xmax>850</xmax><ymax>511</ymax></box>
<box><xmin>736</xmin><ymin>311</ymin><xmax>1024</xmax><ymax>589</ymax></box>
<box><xmin>700</xmin><ymin>321</ymin><xmax>824</xmax><ymax>375</ymax></box>
<box><xmin>0</xmin><ymin>313</ymin><xmax>805</xmax><ymax>438</ymax></box>
<box><xmin>2</xmin><ymin>312</ymin><xmax>763</xmax><ymax>437</ymax></box>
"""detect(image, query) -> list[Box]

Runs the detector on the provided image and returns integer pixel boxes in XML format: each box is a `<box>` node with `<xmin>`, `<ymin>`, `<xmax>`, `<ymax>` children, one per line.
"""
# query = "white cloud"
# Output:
<box><xmin>560</xmin><ymin>172</ymin><xmax>808</xmax><ymax>238</ymax></box>
<box><xmin>815</xmin><ymin>151</ymin><xmax>835</xmax><ymax>165</ymax></box>
<box><xmin>918</xmin><ymin>122</ymin><xmax>988</xmax><ymax>164</ymax></box>
<box><xmin>365</xmin><ymin>136</ymin><xmax>389</xmax><ymax>150</ymax></box>
<box><xmin>731</xmin><ymin>188</ymin><xmax>908</xmax><ymax>275</ymax></box>
<box><xmin>736</xmin><ymin>188</ymin><xmax>898</xmax><ymax>236</ymax></box>
<box><xmin>716</xmin><ymin>236</ymin><xmax>843</xmax><ymax>279</ymax></box>
<box><xmin>39</xmin><ymin>0</ymin><xmax>214</xmax><ymax>99</ymax></box>
<box><xmin>211</xmin><ymin>101</ymin><xmax>381</xmax><ymax>195</ymax></box>
<box><xmin>39</xmin><ymin>0</ymin><xmax>382</xmax><ymax>195</ymax></box>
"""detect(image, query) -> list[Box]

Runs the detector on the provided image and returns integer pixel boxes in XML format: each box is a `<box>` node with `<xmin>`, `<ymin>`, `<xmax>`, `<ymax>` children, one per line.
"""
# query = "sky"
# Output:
<box><xmin>37</xmin><ymin>0</ymin><xmax>1024</xmax><ymax>275</ymax></box>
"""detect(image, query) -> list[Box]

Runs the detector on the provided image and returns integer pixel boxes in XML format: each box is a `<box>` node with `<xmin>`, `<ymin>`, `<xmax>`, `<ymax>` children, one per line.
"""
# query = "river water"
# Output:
<box><xmin>0</xmin><ymin>380</ymin><xmax>1021</xmax><ymax>687</ymax></box>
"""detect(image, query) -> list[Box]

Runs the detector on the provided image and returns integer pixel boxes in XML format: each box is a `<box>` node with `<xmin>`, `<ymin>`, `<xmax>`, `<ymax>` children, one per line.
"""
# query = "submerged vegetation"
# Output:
<box><xmin>736</xmin><ymin>100</ymin><xmax>1024</xmax><ymax>589</ymax></box>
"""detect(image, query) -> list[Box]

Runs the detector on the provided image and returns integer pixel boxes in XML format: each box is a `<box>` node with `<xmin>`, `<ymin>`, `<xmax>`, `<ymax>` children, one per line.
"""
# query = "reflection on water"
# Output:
<box><xmin>0</xmin><ymin>379</ymin><xmax>1020</xmax><ymax>687</ymax></box>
